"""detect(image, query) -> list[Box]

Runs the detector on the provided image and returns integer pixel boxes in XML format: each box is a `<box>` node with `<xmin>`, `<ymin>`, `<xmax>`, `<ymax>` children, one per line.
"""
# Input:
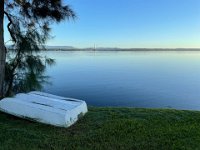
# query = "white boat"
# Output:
<box><xmin>0</xmin><ymin>91</ymin><xmax>88</xmax><ymax>127</ymax></box>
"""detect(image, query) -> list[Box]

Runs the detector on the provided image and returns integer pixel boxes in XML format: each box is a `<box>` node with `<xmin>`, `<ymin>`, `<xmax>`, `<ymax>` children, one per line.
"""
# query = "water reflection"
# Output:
<box><xmin>42</xmin><ymin>51</ymin><xmax>200</xmax><ymax>110</ymax></box>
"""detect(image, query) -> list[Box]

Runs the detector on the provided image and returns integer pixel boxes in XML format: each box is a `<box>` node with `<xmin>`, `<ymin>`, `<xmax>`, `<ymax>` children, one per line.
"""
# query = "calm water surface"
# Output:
<box><xmin>42</xmin><ymin>51</ymin><xmax>200</xmax><ymax>110</ymax></box>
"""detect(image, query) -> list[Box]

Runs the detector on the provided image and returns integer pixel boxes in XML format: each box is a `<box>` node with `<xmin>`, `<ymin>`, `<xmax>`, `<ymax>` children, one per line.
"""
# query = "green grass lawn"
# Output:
<box><xmin>1</xmin><ymin>107</ymin><xmax>200</xmax><ymax>150</ymax></box>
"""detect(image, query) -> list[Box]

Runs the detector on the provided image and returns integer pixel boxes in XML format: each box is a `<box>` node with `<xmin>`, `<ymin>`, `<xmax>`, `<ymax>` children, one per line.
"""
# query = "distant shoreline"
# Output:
<box><xmin>8</xmin><ymin>48</ymin><xmax>200</xmax><ymax>51</ymax></box>
<box><xmin>42</xmin><ymin>48</ymin><xmax>200</xmax><ymax>51</ymax></box>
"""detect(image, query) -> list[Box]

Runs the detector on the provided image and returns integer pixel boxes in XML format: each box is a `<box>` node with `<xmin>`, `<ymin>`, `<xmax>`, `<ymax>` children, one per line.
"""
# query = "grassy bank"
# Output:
<box><xmin>1</xmin><ymin>107</ymin><xmax>200</xmax><ymax>150</ymax></box>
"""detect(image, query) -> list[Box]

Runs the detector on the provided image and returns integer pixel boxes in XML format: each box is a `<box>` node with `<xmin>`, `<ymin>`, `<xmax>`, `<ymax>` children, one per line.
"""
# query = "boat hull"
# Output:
<box><xmin>0</xmin><ymin>91</ymin><xmax>88</xmax><ymax>127</ymax></box>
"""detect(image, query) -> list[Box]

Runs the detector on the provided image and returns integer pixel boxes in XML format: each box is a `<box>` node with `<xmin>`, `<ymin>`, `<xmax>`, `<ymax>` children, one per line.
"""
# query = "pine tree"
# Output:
<box><xmin>0</xmin><ymin>0</ymin><xmax>75</xmax><ymax>98</ymax></box>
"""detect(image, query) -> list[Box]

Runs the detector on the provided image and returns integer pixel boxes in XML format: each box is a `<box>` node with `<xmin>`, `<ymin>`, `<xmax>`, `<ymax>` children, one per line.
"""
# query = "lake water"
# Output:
<box><xmin>43</xmin><ymin>51</ymin><xmax>200</xmax><ymax>110</ymax></box>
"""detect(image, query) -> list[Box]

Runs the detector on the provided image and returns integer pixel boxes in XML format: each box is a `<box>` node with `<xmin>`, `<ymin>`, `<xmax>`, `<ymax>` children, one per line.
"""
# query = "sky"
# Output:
<box><xmin>4</xmin><ymin>0</ymin><xmax>200</xmax><ymax>48</ymax></box>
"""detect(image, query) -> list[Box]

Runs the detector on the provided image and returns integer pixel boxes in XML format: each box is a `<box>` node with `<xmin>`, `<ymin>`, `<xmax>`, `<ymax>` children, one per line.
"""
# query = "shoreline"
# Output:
<box><xmin>8</xmin><ymin>48</ymin><xmax>200</xmax><ymax>51</ymax></box>
<box><xmin>42</xmin><ymin>48</ymin><xmax>200</xmax><ymax>51</ymax></box>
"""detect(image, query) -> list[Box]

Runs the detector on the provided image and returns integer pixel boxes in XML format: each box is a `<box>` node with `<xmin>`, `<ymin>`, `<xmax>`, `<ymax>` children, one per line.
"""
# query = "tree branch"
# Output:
<box><xmin>4</xmin><ymin>11</ymin><xmax>17</xmax><ymax>43</ymax></box>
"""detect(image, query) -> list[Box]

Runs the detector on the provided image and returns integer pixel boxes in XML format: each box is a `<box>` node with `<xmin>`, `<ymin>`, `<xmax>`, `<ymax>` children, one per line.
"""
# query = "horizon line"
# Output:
<box><xmin>45</xmin><ymin>46</ymin><xmax>200</xmax><ymax>49</ymax></box>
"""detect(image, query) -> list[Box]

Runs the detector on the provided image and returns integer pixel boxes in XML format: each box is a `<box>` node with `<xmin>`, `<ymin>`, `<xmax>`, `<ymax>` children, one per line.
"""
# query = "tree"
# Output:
<box><xmin>0</xmin><ymin>0</ymin><xmax>75</xmax><ymax>98</ymax></box>
<box><xmin>0</xmin><ymin>0</ymin><xmax>5</xmax><ymax>98</ymax></box>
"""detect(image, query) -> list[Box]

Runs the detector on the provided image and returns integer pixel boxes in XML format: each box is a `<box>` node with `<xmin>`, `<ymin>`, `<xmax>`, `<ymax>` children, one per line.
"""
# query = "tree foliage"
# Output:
<box><xmin>2</xmin><ymin>0</ymin><xmax>75</xmax><ymax>96</ymax></box>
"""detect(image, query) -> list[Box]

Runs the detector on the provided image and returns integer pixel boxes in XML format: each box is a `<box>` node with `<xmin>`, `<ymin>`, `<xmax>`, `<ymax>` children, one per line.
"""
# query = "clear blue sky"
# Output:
<box><xmin>5</xmin><ymin>0</ymin><xmax>200</xmax><ymax>48</ymax></box>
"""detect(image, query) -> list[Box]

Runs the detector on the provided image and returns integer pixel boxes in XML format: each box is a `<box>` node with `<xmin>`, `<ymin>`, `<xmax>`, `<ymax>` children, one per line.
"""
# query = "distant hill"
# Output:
<box><xmin>45</xmin><ymin>47</ymin><xmax>200</xmax><ymax>51</ymax></box>
<box><xmin>45</xmin><ymin>46</ymin><xmax>75</xmax><ymax>50</ymax></box>
<box><xmin>6</xmin><ymin>45</ymin><xmax>76</xmax><ymax>51</ymax></box>
<box><xmin>6</xmin><ymin>45</ymin><xmax>200</xmax><ymax>51</ymax></box>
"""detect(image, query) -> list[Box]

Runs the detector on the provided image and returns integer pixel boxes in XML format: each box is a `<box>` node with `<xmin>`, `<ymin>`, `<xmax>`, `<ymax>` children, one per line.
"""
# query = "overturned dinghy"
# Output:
<box><xmin>0</xmin><ymin>91</ymin><xmax>88</xmax><ymax>127</ymax></box>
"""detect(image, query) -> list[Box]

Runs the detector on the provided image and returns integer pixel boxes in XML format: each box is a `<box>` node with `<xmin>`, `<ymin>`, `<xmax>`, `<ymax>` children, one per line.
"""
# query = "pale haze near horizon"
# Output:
<box><xmin>4</xmin><ymin>0</ymin><xmax>200</xmax><ymax>48</ymax></box>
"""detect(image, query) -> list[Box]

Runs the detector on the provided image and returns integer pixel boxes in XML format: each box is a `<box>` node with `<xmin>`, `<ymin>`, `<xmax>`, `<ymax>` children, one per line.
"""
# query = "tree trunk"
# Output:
<box><xmin>5</xmin><ymin>75</ymin><xmax>13</xmax><ymax>97</ymax></box>
<box><xmin>0</xmin><ymin>1</ymin><xmax>5</xmax><ymax>98</ymax></box>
